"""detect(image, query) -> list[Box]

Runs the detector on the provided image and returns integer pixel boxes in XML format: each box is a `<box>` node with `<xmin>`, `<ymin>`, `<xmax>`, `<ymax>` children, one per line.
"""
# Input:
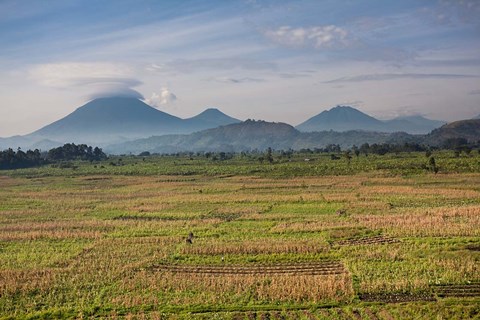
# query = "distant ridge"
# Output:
<box><xmin>296</xmin><ymin>106</ymin><xmax>444</xmax><ymax>134</ymax></box>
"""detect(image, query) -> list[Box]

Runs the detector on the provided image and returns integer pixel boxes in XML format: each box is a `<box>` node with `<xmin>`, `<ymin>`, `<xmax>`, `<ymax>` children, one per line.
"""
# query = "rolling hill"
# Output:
<box><xmin>105</xmin><ymin>120</ymin><xmax>410</xmax><ymax>154</ymax></box>
<box><xmin>424</xmin><ymin>119</ymin><xmax>480</xmax><ymax>146</ymax></box>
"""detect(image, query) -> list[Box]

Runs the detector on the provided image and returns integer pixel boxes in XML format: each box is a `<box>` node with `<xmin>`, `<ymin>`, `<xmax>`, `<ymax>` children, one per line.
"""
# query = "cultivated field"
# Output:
<box><xmin>0</xmin><ymin>152</ymin><xmax>479</xmax><ymax>319</ymax></box>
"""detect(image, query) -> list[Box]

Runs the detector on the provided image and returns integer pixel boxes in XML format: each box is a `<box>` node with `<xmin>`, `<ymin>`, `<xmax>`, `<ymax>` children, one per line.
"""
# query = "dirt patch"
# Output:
<box><xmin>364</xmin><ymin>308</ymin><xmax>379</xmax><ymax>320</ymax></box>
<box><xmin>465</xmin><ymin>244</ymin><xmax>480</xmax><ymax>251</ymax></box>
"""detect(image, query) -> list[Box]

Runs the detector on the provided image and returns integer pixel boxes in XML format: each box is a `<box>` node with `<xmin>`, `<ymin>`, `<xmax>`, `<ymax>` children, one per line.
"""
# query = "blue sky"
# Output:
<box><xmin>0</xmin><ymin>0</ymin><xmax>479</xmax><ymax>136</ymax></box>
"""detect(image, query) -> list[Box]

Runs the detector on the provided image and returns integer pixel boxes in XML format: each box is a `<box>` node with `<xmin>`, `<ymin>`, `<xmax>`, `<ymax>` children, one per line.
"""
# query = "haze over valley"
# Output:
<box><xmin>0</xmin><ymin>96</ymin><xmax>478</xmax><ymax>154</ymax></box>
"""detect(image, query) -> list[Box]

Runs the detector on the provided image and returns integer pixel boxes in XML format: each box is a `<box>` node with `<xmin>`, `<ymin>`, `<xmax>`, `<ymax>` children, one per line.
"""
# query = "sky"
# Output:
<box><xmin>0</xmin><ymin>0</ymin><xmax>479</xmax><ymax>137</ymax></box>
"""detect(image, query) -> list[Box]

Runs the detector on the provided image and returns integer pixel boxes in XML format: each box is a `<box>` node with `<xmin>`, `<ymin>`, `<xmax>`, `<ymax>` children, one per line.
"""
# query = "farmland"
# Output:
<box><xmin>0</xmin><ymin>151</ymin><xmax>479</xmax><ymax>319</ymax></box>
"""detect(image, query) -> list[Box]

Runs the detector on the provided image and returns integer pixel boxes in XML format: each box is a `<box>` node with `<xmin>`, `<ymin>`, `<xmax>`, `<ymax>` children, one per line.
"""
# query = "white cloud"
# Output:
<box><xmin>145</xmin><ymin>88</ymin><xmax>177</xmax><ymax>107</ymax></box>
<box><xmin>263</xmin><ymin>25</ymin><xmax>350</xmax><ymax>49</ymax></box>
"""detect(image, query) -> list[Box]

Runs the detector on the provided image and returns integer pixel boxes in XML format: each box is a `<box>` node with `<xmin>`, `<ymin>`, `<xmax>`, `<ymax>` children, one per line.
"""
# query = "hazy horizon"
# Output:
<box><xmin>1</xmin><ymin>0</ymin><xmax>479</xmax><ymax>137</ymax></box>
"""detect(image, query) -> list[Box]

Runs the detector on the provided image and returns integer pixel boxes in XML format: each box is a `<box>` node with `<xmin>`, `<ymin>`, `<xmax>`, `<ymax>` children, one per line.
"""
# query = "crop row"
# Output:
<box><xmin>151</xmin><ymin>261</ymin><xmax>346</xmax><ymax>275</ymax></box>
<box><xmin>433</xmin><ymin>283</ymin><xmax>480</xmax><ymax>297</ymax></box>
<box><xmin>359</xmin><ymin>292</ymin><xmax>435</xmax><ymax>303</ymax></box>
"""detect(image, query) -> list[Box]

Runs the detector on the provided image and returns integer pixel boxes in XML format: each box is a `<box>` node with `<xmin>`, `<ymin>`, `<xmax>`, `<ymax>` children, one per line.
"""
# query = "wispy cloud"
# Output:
<box><xmin>278</xmin><ymin>72</ymin><xmax>312</xmax><ymax>79</ymax></box>
<box><xmin>325</xmin><ymin>73</ymin><xmax>480</xmax><ymax>83</ymax></box>
<box><xmin>208</xmin><ymin>77</ymin><xmax>265</xmax><ymax>84</ymax></box>
<box><xmin>263</xmin><ymin>25</ymin><xmax>350</xmax><ymax>49</ymax></box>
<box><xmin>147</xmin><ymin>58</ymin><xmax>276</xmax><ymax>74</ymax></box>
<box><xmin>419</xmin><ymin>0</ymin><xmax>480</xmax><ymax>26</ymax></box>
<box><xmin>28</xmin><ymin>62</ymin><xmax>143</xmax><ymax>98</ymax></box>
<box><xmin>468</xmin><ymin>89</ymin><xmax>480</xmax><ymax>95</ymax></box>
<box><xmin>415</xmin><ymin>58</ymin><xmax>480</xmax><ymax>67</ymax></box>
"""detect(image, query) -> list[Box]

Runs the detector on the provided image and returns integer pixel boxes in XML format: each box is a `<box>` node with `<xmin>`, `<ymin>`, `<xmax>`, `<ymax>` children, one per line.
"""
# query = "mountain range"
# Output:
<box><xmin>0</xmin><ymin>97</ymin><xmax>240</xmax><ymax>150</ymax></box>
<box><xmin>296</xmin><ymin>106</ymin><xmax>445</xmax><ymax>134</ymax></box>
<box><xmin>0</xmin><ymin>96</ymin><xmax>477</xmax><ymax>154</ymax></box>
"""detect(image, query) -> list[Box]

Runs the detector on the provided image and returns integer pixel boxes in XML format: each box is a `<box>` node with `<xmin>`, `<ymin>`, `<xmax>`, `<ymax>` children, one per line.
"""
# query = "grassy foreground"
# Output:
<box><xmin>0</xmin><ymin>151</ymin><xmax>479</xmax><ymax>319</ymax></box>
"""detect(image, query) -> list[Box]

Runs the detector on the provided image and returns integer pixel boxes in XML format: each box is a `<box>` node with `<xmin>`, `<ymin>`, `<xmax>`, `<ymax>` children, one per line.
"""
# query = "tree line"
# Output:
<box><xmin>0</xmin><ymin>143</ymin><xmax>107</xmax><ymax>170</ymax></box>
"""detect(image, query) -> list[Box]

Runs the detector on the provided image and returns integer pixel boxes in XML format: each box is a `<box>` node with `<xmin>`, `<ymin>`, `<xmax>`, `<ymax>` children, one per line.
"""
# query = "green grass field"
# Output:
<box><xmin>0</xmin><ymin>151</ymin><xmax>479</xmax><ymax>319</ymax></box>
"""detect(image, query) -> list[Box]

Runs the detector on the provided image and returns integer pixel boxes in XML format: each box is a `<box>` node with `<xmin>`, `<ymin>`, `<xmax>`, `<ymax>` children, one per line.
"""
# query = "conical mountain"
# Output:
<box><xmin>184</xmin><ymin>108</ymin><xmax>241</xmax><ymax>131</ymax></box>
<box><xmin>31</xmin><ymin>97</ymin><xmax>184</xmax><ymax>144</ymax></box>
<box><xmin>296</xmin><ymin>106</ymin><xmax>384</xmax><ymax>132</ymax></box>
